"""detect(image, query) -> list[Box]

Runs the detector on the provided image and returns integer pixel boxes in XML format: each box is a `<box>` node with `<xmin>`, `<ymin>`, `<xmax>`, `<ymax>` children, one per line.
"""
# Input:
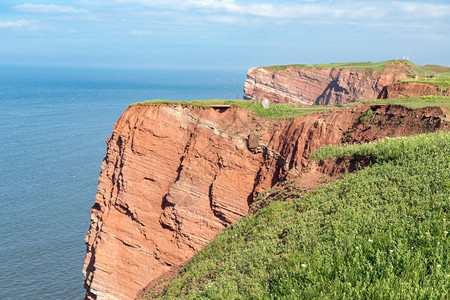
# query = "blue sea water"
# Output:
<box><xmin>0</xmin><ymin>66</ymin><xmax>245</xmax><ymax>299</ymax></box>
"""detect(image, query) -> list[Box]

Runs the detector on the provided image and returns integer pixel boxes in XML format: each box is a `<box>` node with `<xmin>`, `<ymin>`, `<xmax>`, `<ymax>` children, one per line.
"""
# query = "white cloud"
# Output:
<box><xmin>129</xmin><ymin>30</ymin><xmax>145</xmax><ymax>35</ymax></box>
<box><xmin>18</xmin><ymin>0</ymin><xmax>449</xmax><ymax>35</ymax></box>
<box><xmin>206</xmin><ymin>14</ymin><xmax>241</xmax><ymax>24</ymax></box>
<box><xmin>0</xmin><ymin>19</ymin><xmax>33</xmax><ymax>29</ymax></box>
<box><xmin>14</xmin><ymin>4</ymin><xmax>90</xmax><ymax>14</ymax></box>
<box><xmin>185</xmin><ymin>0</ymin><xmax>381</xmax><ymax>19</ymax></box>
<box><xmin>394</xmin><ymin>2</ymin><xmax>450</xmax><ymax>18</ymax></box>
<box><xmin>104</xmin><ymin>0</ymin><xmax>389</xmax><ymax>20</ymax></box>
<box><xmin>79</xmin><ymin>0</ymin><xmax>450</xmax><ymax>23</ymax></box>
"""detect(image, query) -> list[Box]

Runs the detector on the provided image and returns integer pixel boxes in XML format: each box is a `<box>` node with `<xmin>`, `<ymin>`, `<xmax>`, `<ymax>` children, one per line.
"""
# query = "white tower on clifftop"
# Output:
<box><xmin>403</xmin><ymin>50</ymin><xmax>410</xmax><ymax>61</ymax></box>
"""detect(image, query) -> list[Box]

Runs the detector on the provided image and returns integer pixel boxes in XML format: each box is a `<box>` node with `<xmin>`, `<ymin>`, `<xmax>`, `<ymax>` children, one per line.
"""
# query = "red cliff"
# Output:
<box><xmin>83</xmin><ymin>103</ymin><xmax>448</xmax><ymax>299</ymax></box>
<box><xmin>378</xmin><ymin>81</ymin><xmax>449</xmax><ymax>99</ymax></box>
<box><xmin>244</xmin><ymin>62</ymin><xmax>412</xmax><ymax>105</ymax></box>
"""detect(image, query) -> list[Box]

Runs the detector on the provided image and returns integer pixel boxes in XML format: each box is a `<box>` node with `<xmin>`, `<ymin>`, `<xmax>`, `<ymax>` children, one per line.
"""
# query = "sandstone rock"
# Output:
<box><xmin>378</xmin><ymin>81</ymin><xmax>443</xmax><ymax>99</ymax></box>
<box><xmin>244</xmin><ymin>62</ymin><xmax>412</xmax><ymax>105</ymax></box>
<box><xmin>84</xmin><ymin>104</ymin><xmax>449</xmax><ymax>300</ymax></box>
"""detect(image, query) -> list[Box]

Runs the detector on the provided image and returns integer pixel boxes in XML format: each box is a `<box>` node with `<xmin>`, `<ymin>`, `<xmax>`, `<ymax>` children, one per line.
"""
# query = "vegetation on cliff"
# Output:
<box><xmin>132</xmin><ymin>99</ymin><xmax>331</xmax><ymax>118</ymax></box>
<box><xmin>400</xmin><ymin>78</ymin><xmax>450</xmax><ymax>90</ymax></box>
<box><xmin>264</xmin><ymin>60</ymin><xmax>449</xmax><ymax>77</ymax></box>
<box><xmin>132</xmin><ymin>96</ymin><xmax>450</xmax><ymax>119</ymax></box>
<box><xmin>264</xmin><ymin>60</ymin><xmax>450</xmax><ymax>94</ymax></box>
<box><xmin>264</xmin><ymin>60</ymin><xmax>414</xmax><ymax>72</ymax></box>
<box><xmin>145</xmin><ymin>132</ymin><xmax>450</xmax><ymax>299</ymax></box>
<box><xmin>399</xmin><ymin>63</ymin><xmax>450</xmax><ymax>91</ymax></box>
<box><xmin>363</xmin><ymin>95</ymin><xmax>450</xmax><ymax>109</ymax></box>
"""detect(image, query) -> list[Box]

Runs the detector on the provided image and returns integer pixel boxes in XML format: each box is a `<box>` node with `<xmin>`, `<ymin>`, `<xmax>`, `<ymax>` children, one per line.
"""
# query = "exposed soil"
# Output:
<box><xmin>422</xmin><ymin>65</ymin><xmax>450</xmax><ymax>73</ymax></box>
<box><xmin>378</xmin><ymin>81</ymin><xmax>446</xmax><ymax>99</ymax></box>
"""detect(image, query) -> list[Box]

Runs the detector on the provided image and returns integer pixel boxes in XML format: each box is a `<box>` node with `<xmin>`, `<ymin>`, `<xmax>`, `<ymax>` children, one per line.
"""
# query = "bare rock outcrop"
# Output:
<box><xmin>244</xmin><ymin>62</ymin><xmax>412</xmax><ymax>105</ymax></box>
<box><xmin>83</xmin><ymin>104</ymin><xmax>449</xmax><ymax>300</ymax></box>
<box><xmin>378</xmin><ymin>81</ymin><xmax>448</xmax><ymax>99</ymax></box>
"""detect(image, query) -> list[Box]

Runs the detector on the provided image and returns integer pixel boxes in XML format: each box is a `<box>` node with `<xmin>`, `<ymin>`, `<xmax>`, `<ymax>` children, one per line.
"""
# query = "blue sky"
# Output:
<box><xmin>1</xmin><ymin>0</ymin><xmax>449</xmax><ymax>69</ymax></box>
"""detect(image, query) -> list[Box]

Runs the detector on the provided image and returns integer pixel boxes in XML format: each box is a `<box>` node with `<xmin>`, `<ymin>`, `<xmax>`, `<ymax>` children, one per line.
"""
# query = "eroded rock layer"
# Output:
<box><xmin>244</xmin><ymin>62</ymin><xmax>412</xmax><ymax>105</ymax></box>
<box><xmin>83</xmin><ymin>104</ymin><xmax>449</xmax><ymax>300</ymax></box>
<box><xmin>378</xmin><ymin>81</ymin><xmax>449</xmax><ymax>99</ymax></box>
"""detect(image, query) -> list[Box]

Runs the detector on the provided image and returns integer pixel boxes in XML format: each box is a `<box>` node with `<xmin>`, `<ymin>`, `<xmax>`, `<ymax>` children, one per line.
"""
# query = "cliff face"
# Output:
<box><xmin>83</xmin><ymin>104</ymin><xmax>448</xmax><ymax>300</ymax></box>
<box><xmin>244</xmin><ymin>63</ymin><xmax>411</xmax><ymax>105</ymax></box>
<box><xmin>378</xmin><ymin>81</ymin><xmax>449</xmax><ymax>99</ymax></box>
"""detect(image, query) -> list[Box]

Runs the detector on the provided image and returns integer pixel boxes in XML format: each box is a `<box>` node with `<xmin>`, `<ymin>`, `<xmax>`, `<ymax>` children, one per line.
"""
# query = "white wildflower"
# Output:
<box><xmin>301</xmin><ymin>263</ymin><xmax>307</xmax><ymax>268</ymax></box>
<box><xmin>437</xmin><ymin>264</ymin><xmax>441</xmax><ymax>268</ymax></box>
<box><xmin>389</xmin><ymin>249</ymin><xmax>394</xmax><ymax>253</ymax></box>
<box><xmin>368</xmin><ymin>239</ymin><xmax>373</xmax><ymax>243</ymax></box>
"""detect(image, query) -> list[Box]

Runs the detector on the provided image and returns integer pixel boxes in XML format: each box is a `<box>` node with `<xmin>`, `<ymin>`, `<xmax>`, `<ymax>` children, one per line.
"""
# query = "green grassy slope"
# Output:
<box><xmin>146</xmin><ymin>132</ymin><xmax>450</xmax><ymax>299</ymax></box>
<box><xmin>400</xmin><ymin>77</ymin><xmax>450</xmax><ymax>90</ymax></box>
<box><xmin>356</xmin><ymin>96</ymin><xmax>450</xmax><ymax>109</ymax></box>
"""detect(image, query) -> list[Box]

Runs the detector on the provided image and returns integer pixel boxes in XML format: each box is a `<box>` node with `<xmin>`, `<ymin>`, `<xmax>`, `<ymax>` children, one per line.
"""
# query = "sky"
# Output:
<box><xmin>0</xmin><ymin>0</ymin><xmax>449</xmax><ymax>70</ymax></box>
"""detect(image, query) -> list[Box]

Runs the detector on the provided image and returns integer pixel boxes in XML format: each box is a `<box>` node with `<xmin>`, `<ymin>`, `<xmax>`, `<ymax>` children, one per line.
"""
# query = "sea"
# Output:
<box><xmin>0</xmin><ymin>65</ymin><xmax>246</xmax><ymax>299</ymax></box>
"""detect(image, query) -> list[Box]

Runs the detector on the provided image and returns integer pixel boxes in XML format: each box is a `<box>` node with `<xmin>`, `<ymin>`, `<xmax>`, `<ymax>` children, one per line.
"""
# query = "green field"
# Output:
<box><xmin>355</xmin><ymin>96</ymin><xmax>450</xmax><ymax>109</ymax></box>
<box><xmin>400</xmin><ymin>77</ymin><xmax>450</xmax><ymax>90</ymax></box>
<box><xmin>264</xmin><ymin>60</ymin><xmax>450</xmax><ymax>78</ymax></box>
<box><xmin>264</xmin><ymin>60</ymin><xmax>415</xmax><ymax>72</ymax></box>
<box><xmin>145</xmin><ymin>132</ymin><xmax>450</xmax><ymax>299</ymax></box>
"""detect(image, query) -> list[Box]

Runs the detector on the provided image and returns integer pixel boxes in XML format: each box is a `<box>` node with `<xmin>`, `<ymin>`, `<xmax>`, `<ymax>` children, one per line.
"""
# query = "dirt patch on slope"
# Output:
<box><xmin>378</xmin><ymin>82</ymin><xmax>445</xmax><ymax>99</ymax></box>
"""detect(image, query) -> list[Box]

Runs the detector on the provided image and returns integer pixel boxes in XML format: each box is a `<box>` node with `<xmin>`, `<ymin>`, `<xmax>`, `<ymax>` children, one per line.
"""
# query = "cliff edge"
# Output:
<box><xmin>244</xmin><ymin>61</ymin><xmax>413</xmax><ymax>105</ymax></box>
<box><xmin>83</xmin><ymin>102</ymin><xmax>448</xmax><ymax>299</ymax></box>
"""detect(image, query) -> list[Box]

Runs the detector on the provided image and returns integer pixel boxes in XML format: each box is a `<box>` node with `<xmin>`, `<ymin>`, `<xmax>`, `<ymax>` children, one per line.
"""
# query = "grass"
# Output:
<box><xmin>263</xmin><ymin>60</ymin><xmax>450</xmax><ymax>85</ymax></box>
<box><xmin>423</xmin><ymin>65</ymin><xmax>450</xmax><ymax>73</ymax></box>
<box><xmin>131</xmin><ymin>99</ymin><xmax>331</xmax><ymax>119</ymax></box>
<box><xmin>400</xmin><ymin>77</ymin><xmax>450</xmax><ymax>90</ymax></box>
<box><xmin>234</xmin><ymin>101</ymin><xmax>330</xmax><ymax>119</ymax></box>
<box><xmin>353</xmin><ymin>96</ymin><xmax>450</xmax><ymax>109</ymax></box>
<box><xmin>130</xmin><ymin>96</ymin><xmax>450</xmax><ymax>120</ymax></box>
<box><xmin>264</xmin><ymin>60</ymin><xmax>415</xmax><ymax>72</ymax></box>
<box><xmin>145</xmin><ymin>132</ymin><xmax>450</xmax><ymax>299</ymax></box>
<box><xmin>264</xmin><ymin>59</ymin><xmax>450</xmax><ymax>93</ymax></box>
<box><xmin>357</xmin><ymin>96</ymin><xmax>450</xmax><ymax>109</ymax></box>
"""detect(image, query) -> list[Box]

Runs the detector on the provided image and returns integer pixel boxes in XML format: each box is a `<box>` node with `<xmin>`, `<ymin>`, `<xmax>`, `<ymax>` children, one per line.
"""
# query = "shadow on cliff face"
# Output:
<box><xmin>315</xmin><ymin>78</ymin><xmax>350</xmax><ymax>106</ymax></box>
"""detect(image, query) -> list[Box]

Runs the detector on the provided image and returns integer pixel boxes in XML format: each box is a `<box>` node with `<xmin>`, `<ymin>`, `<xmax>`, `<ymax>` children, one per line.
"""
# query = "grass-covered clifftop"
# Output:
<box><xmin>264</xmin><ymin>60</ymin><xmax>413</xmax><ymax>72</ymax></box>
<box><xmin>400</xmin><ymin>77</ymin><xmax>450</xmax><ymax>90</ymax></box>
<box><xmin>131</xmin><ymin>96</ymin><xmax>450</xmax><ymax>119</ymax></box>
<box><xmin>145</xmin><ymin>131</ymin><xmax>450</xmax><ymax>299</ymax></box>
<box><xmin>264</xmin><ymin>60</ymin><xmax>450</xmax><ymax>92</ymax></box>
<box><xmin>263</xmin><ymin>60</ymin><xmax>449</xmax><ymax>76</ymax></box>
<box><xmin>131</xmin><ymin>99</ymin><xmax>329</xmax><ymax>119</ymax></box>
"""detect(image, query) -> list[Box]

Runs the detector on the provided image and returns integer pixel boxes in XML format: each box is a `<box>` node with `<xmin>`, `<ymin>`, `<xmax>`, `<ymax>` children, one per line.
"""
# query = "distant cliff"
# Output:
<box><xmin>83</xmin><ymin>102</ymin><xmax>449</xmax><ymax>299</ymax></box>
<box><xmin>244</xmin><ymin>61</ymin><xmax>414</xmax><ymax>105</ymax></box>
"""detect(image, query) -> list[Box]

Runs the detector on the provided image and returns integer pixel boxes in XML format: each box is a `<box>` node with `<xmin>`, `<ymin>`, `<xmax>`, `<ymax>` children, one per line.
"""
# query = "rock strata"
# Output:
<box><xmin>84</xmin><ymin>104</ymin><xmax>449</xmax><ymax>300</ymax></box>
<box><xmin>378</xmin><ymin>81</ymin><xmax>449</xmax><ymax>99</ymax></box>
<box><xmin>244</xmin><ymin>62</ymin><xmax>412</xmax><ymax>105</ymax></box>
